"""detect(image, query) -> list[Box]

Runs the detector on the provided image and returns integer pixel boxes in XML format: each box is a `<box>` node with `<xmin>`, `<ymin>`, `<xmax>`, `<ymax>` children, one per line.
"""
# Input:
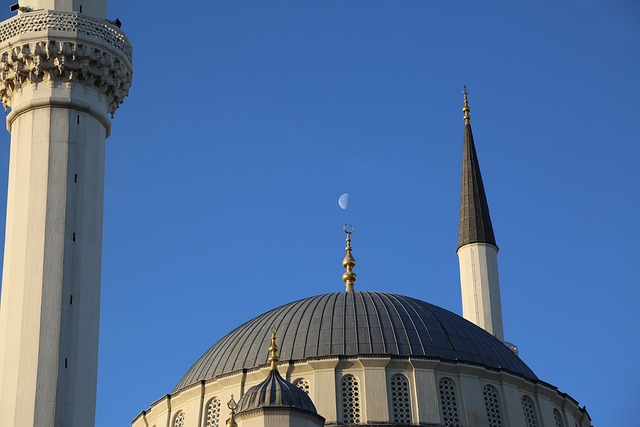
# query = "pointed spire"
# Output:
<box><xmin>342</xmin><ymin>225</ymin><xmax>357</xmax><ymax>292</ymax></box>
<box><xmin>458</xmin><ymin>88</ymin><xmax>497</xmax><ymax>250</ymax></box>
<box><xmin>268</xmin><ymin>329</ymin><xmax>280</xmax><ymax>370</ymax></box>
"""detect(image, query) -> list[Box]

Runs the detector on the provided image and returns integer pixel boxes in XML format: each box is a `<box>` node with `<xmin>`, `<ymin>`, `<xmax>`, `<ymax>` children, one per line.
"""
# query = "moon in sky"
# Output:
<box><xmin>338</xmin><ymin>193</ymin><xmax>349</xmax><ymax>210</ymax></box>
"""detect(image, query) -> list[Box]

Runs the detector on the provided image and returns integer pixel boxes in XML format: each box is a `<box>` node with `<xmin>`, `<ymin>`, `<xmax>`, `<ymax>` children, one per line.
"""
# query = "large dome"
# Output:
<box><xmin>175</xmin><ymin>291</ymin><xmax>536</xmax><ymax>391</ymax></box>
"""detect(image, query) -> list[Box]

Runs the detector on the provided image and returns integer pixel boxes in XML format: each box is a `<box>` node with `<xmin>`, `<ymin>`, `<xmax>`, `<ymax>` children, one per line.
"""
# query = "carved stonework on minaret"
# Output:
<box><xmin>0</xmin><ymin>10</ymin><xmax>132</xmax><ymax>115</ymax></box>
<box><xmin>0</xmin><ymin>4</ymin><xmax>132</xmax><ymax>427</ymax></box>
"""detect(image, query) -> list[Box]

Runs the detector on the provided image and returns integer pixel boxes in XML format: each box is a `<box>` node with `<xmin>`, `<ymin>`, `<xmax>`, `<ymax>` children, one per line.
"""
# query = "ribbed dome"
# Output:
<box><xmin>236</xmin><ymin>369</ymin><xmax>318</xmax><ymax>414</ymax></box>
<box><xmin>175</xmin><ymin>292</ymin><xmax>536</xmax><ymax>391</ymax></box>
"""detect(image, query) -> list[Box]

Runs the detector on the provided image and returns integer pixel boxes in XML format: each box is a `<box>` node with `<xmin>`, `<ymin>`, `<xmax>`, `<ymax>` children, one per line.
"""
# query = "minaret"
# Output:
<box><xmin>0</xmin><ymin>2</ymin><xmax>132</xmax><ymax>427</ymax></box>
<box><xmin>457</xmin><ymin>88</ymin><xmax>504</xmax><ymax>341</ymax></box>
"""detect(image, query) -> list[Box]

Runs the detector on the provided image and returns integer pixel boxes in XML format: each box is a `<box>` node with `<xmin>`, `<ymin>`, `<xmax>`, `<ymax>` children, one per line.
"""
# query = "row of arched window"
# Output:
<box><xmin>167</xmin><ymin>377</ymin><xmax>573</xmax><ymax>427</ymax></box>
<box><xmin>167</xmin><ymin>397</ymin><xmax>222</xmax><ymax>427</ymax></box>
<box><xmin>339</xmin><ymin>375</ymin><xmax>571</xmax><ymax>426</ymax></box>
<box><xmin>444</xmin><ymin>381</ymin><xmax>568</xmax><ymax>427</ymax></box>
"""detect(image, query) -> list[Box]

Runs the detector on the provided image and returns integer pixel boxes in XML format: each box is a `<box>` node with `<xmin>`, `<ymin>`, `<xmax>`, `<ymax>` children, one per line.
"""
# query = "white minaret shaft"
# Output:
<box><xmin>457</xmin><ymin>89</ymin><xmax>504</xmax><ymax>341</ymax></box>
<box><xmin>0</xmin><ymin>1</ymin><xmax>132</xmax><ymax>426</ymax></box>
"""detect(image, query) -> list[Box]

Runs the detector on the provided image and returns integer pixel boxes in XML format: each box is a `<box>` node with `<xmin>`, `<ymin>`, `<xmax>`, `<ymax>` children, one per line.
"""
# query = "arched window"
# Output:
<box><xmin>521</xmin><ymin>395</ymin><xmax>538</xmax><ymax>427</ymax></box>
<box><xmin>341</xmin><ymin>375</ymin><xmax>361</xmax><ymax>424</ymax></box>
<box><xmin>482</xmin><ymin>385</ymin><xmax>503</xmax><ymax>427</ymax></box>
<box><xmin>438</xmin><ymin>378</ymin><xmax>460</xmax><ymax>427</ymax></box>
<box><xmin>294</xmin><ymin>378</ymin><xmax>310</xmax><ymax>395</ymax></box>
<box><xmin>390</xmin><ymin>374</ymin><xmax>411</xmax><ymax>424</ymax></box>
<box><xmin>172</xmin><ymin>411</ymin><xmax>185</xmax><ymax>427</ymax></box>
<box><xmin>553</xmin><ymin>409</ymin><xmax>565</xmax><ymax>427</ymax></box>
<box><xmin>206</xmin><ymin>397</ymin><xmax>221</xmax><ymax>427</ymax></box>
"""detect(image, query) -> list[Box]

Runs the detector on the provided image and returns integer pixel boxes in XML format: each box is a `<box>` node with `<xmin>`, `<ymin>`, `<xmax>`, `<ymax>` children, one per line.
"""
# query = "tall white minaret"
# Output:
<box><xmin>457</xmin><ymin>88</ymin><xmax>504</xmax><ymax>342</ymax></box>
<box><xmin>0</xmin><ymin>1</ymin><xmax>132</xmax><ymax>426</ymax></box>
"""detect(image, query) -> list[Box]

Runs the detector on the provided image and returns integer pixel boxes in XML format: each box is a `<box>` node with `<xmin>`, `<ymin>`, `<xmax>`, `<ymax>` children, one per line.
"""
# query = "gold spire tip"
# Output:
<box><xmin>462</xmin><ymin>86</ymin><xmax>471</xmax><ymax>124</ymax></box>
<box><xmin>226</xmin><ymin>396</ymin><xmax>238</xmax><ymax>427</ymax></box>
<box><xmin>268</xmin><ymin>330</ymin><xmax>280</xmax><ymax>370</ymax></box>
<box><xmin>342</xmin><ymin>224</ymin><xmax>356</xmax><ymax>293</ymax></box>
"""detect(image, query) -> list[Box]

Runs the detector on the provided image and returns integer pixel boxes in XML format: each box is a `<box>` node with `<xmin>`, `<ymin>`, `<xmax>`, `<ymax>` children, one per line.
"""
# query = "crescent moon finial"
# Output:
<box><xmin>227</xmin><ymin>395</ymin><xmax>237</xmax><ymax>411</ymax></box>
<box><xmin>462</xmin><ymin>86</ymin><xmax>471</xmax><ymax>124</ymax></box>
<box><xmin>226</xmin><ymin>395</ymin><xmax>238</xmax><ymax>427</ymax></box>
<box><xmin>341</xmin><ymin>224</ymin><xmax>356</xmax><ymax>292</ymax></box>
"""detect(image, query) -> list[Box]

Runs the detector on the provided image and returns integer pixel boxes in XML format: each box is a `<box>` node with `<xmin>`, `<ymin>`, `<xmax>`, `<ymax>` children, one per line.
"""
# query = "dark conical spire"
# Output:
<box><xmin>458</xmin><ymin>88</ymin><xmax>497</xmax><ymax>250</ymax></box>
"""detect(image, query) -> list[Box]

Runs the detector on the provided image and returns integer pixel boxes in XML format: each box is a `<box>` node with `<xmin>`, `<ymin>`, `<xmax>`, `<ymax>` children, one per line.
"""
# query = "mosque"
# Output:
<box><xmin>128</xmin><ymin>92</ymin><xmax>593</xmax><ymax>427</ymax></box>
<box><xmin>0</xmin><ymin>2</ymin><xmax>593</xmax><ymax>427</ymax></box>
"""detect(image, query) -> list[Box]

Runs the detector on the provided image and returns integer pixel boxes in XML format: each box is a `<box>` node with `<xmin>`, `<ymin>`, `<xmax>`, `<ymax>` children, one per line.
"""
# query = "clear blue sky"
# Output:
<box><xmin>0</xmin><ymin>1</ymin><xmax>639</xmax><ymax>426</ymax></box>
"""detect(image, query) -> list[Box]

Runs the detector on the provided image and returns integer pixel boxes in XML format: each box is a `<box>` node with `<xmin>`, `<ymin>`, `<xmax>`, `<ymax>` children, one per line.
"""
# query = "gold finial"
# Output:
<box><xmin>268</xmin><ymin>329</ymin><xmax>280</xmax><ymax>371</ymax></box>
<box><xmin>226</xmin><ymin>395</ymin><xmax>238</xmax><ymax>427</ymax></box>
<box><xmin>462</xmin><ymin>86</ymin><xmax>471</xmax><ymax>124</ymax></box>
<box><xmin>342</xmin><ymin>224</ymin><xmax>356</xmax><ymax>293</ymax></box>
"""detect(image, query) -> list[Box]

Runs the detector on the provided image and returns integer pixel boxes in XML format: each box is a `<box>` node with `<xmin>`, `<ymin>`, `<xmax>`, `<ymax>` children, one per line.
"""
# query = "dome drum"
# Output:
<box><xmin>134</xmin><ymin>356</ymin><xmax>590</xmax><ymax>427</ymax></box>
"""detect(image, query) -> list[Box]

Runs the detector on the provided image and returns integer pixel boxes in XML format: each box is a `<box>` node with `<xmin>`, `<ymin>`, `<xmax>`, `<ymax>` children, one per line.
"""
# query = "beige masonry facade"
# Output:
<box><xmin>134</xmin><ymin>357</ymin><xmax>591</xmax><ymax>427</ymax></box>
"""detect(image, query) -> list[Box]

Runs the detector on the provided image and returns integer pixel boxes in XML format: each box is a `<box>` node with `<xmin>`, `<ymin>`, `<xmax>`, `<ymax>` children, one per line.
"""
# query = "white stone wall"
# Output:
<box><xmin>457</xmin><ymin>242</ymin><xmax>505</xmax><ymax>341</ymax></box>
<box><xmin>0</xmin><ymin>81</ymin><xmax>108</xmax><ymax>427</ymax></box>
<box><xmin>237</xmin><ymin>410</ymin><xmax>323</xmax><ymax>427</ymax></box>
<box><xmin>134</xmin><ymin>358</ymin><xmax>592</xmax><ymax>427</ymax></box>
<box><xmin>28</xmin><ymin>1</ymin><xmax>107</xmax><ymax>19</ymax></box>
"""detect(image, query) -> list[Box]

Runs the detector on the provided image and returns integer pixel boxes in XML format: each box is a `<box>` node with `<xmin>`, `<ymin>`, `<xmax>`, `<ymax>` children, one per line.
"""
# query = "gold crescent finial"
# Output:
<box><xmin>342</xmin><ymin>224</ymin><xmax>356</xmax><ymax>292</ymax></box>
<box><xmin>462</xmin><ymin>86</ymin><xmax>471</xmax><ymax>124</ymax></box>
<box><xmin>268</xmin><ymin>330</ymin><xmax>280</xmax><ymax>371</ymax></box>
<box><xmin>226</xmin><ymin>396</ymin><xmax>238</xmax><ymax>427</ymax></box>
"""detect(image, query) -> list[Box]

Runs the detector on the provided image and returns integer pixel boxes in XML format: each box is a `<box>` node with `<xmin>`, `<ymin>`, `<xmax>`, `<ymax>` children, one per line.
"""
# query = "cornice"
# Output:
<box><xmin>0</xmin><ymin>11</ymin><xmax>132</xmax><ymax>115</ymax></box>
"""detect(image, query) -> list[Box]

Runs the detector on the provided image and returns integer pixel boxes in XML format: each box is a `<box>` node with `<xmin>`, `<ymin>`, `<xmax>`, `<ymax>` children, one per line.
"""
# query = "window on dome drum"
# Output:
<box><xmin>482</xmin><ymin>385</ymin><xmax>503</xmax><ymax>427</ymax></box>
<box><xmin>294</xmin><ymin>378</ymin><xmax>310</xmax><ymax>395</ymax></box>
<box><xmin>438</xmin><ymin>378</ymin><xmax>461</xmax><ymax>427</ymax></box>
<box><xmin>172</xmin><ymin>411</ymin><xmax>185</xmax><ymax>427</ymax></box>
<box><xmin>206</xmin><ymin>397</ymin><xmax>221</xmax><ymax>427</ymax></box>
<box><xmin>341</xmin><ymin>375</ymin><xmax>361</xmax><ymax>424</ymax></box>
<box><xmin>390</xmin><ymin>374</ymin><xmax>411</xmax><ymax>424</ymax></box>
<box><xmin>521</xmin><ymin>395</ymin><xmax>538</xmax><ymax>427</ymax></box>
<box><xmin>554</xmin><ymin>409</ymin><xmax>565</xmax><ymax>427</ymax></box>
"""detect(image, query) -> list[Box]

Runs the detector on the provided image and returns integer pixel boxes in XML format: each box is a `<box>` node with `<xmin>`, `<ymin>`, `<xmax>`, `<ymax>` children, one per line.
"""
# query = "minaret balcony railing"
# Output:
<box><xmin>0</xmin><ymin>10</ymin><xmax>132</xmax><ymax>64</ymax></box>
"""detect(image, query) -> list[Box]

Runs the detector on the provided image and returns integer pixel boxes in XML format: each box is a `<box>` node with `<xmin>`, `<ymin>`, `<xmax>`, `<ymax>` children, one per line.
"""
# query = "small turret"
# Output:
<box><xmin>234</xmin><ymin>332</ymin><xmax>325</xmax><ymax>426</ymax></box>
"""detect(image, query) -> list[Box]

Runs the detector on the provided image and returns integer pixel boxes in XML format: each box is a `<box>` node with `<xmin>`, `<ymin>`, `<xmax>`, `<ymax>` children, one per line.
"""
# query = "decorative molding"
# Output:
<box><xmin>0</xmin><ymin>11</ymin><xmax>132</xmax><ymax>63</ymax></box>
<box><xmin>6</xmin><ymin>97</ymin><xmax>113</xmax><ymax>136</ymax></box>
<box><xmin>0</xmin><ymin>11</ymin><xmax>132</xmax><ymax>115</ymax></box>
<box><xmin>0</xmin><ymin>40</ymin><xmax>131</xmax><ymax>115</ymax></box>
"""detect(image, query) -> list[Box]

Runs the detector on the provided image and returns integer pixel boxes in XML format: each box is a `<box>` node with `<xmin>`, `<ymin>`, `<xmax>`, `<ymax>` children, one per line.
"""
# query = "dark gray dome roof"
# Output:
<box><xmin>236</xmin><ymin>369</ymin><xmax>318</xmax><ymax>414</ymax></box>
<box><xmin>175</xmin><ymin>292</ymin><xmax>536</xmax><ymax>391</ymax></box>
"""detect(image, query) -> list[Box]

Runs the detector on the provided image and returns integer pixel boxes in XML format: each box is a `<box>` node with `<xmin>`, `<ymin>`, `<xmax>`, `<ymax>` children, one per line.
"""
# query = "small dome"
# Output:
<box><xmin>176</xmin><ymin>291</ymin><xmax>536</xmax><ymax>391</ymax></box>
<box><xmin>236</xmin><ymin>369</ymin><xmax>317</xmax><ymax>414</ymax></box>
